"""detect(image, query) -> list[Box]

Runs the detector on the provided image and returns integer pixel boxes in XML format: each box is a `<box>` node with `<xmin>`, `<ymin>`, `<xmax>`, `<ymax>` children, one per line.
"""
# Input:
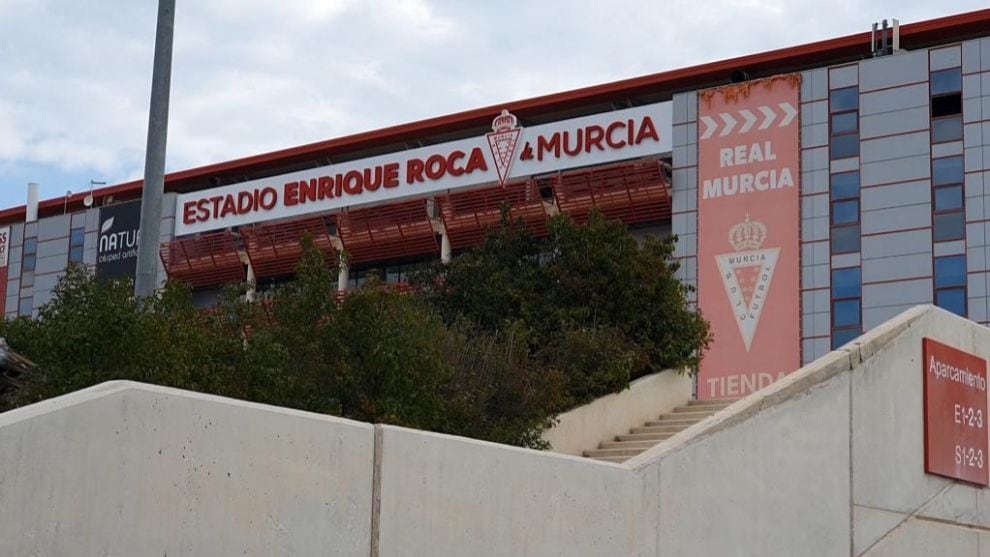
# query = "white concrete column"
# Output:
<box><xmin>337</xmin><ymin>254</ymin><xmax>349</xmax><ymax>291</ymax></box>
<box><xmin>26</xmin><ymin>183</ymin><xmax>40</xmax><ymax>222</ymax></box>
<box><xmin>441</xmin><ymin>232</ymin><xmax>452</xmax><ymax>264</ymax></box>
<box><xmin>245</xmin><ymin>262</ymin><xmax>257</xmax><ymax>302</ymax></box>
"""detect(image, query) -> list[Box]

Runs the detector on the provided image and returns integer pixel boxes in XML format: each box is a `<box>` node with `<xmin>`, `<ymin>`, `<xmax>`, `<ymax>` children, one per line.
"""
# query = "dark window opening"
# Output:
<box><xmin>931</xmin><ymin>93</ymin><xmax>962</xmax><ymax>118</ymax></box>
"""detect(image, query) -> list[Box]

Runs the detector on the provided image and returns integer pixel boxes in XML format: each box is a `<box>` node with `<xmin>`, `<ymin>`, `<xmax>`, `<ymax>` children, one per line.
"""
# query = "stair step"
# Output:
<box><xmin>637</xmin><ymin>423</ymin><xmax>689</xmax><ymax>432</ymax></box>
<box><xmin>672</xmin><ymin>403</ymin><xmax>732</xmax><ymax>413</ymax></box>
<box><xmin>651</xmin><ymin>417</ymin><xmax>706</xmax><ymax>427</ymax></box>
<box><xmin>590</xmin><ymin>455</ymin><xmax>629</xmax><ymax>463</ymax></box>
<box><xmin>687</xmin><ymin>398</ymin><xmax>740</xmax><ymax>406</ymax></box>
<box><xmin>658</xmin><ymin>410</ymin><xmax>717</xmax><ymax>420</ymax></box>
<box><xmin>584</xmin><ymin>447</ymin><xmax>647</xmax><ymax>458</ymax></box>
<box><xmin>616</xmin><ymin>432</ymin><xmax>678</xmax><ymax>442</ymax></box>
<box><xmin>599</xmin><ymin>440</ymin><xmax>661</xmax><ymax>450</ymax></box>
<box><xmin>627</xmin><ymin>427</ymin><xmax>682</xmax><ymax>436</ymax></box>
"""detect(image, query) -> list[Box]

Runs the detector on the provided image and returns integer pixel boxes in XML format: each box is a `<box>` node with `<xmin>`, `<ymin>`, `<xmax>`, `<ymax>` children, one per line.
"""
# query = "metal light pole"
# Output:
<box><xmin>134</xmin><ymin>0</ymin><xmax>176</xmax><ymax>298</ymax></box>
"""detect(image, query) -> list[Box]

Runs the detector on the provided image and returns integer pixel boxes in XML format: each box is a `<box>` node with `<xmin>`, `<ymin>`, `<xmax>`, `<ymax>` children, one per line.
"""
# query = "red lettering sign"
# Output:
<box><xmin>923</xmin><ymin>337</ymin><xmax>989</xmax><ymax>486</ymax></box>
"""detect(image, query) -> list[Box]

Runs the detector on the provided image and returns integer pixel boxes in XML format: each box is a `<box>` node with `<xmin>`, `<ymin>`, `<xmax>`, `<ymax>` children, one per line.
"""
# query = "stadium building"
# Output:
<box><xmin>2</xmin><ymin>9</ymin><xmax>990</xmax><ymax>400</ymax></box>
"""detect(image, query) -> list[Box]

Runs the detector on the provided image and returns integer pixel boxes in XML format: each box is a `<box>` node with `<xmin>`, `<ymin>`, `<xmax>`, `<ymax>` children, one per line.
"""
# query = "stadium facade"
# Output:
<box><xmin>2</xmin><ymin>9</ymin><xmax>990</xmax><ymax>399</ymax></box>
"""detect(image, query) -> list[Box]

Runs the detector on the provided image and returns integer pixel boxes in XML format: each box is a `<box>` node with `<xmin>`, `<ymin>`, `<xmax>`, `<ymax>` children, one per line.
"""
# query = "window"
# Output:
<box><xmin>829</xmin><ymin>86</ymin><xmax>859</xmax><ymax>160</ymax></box>
<box><xmin>932</xmin><ymin>156</ymin><xmax>965</xmax><ymax>242</ymax></box>
<box><xmin>17</xmin><ymin>296</ymin><xmax>32</xmax><ymax>318</ymax></box>
<box><xmin>831</xmin><ymin>266</ymin><xmax>862</xmax><ymax>349</ymax></box>
<box><xmin>934</xmin><ymin>255</ymin><xmax>966</xmax><ymax>317</ymax></box>
<box><xmin>21</xmin><ymin>236</ymin><xmax>37</xmax><ymax>288</ymax></box>
<box><xmin>69</xmin><ymin>226</ymin><xmax>85</xmax><ymax>264</ymax></box>
<box><xmin>930</xmin><ymin>67</ymin><xmax>962</xmax><ymax>144</ymax></box>
<box><xmin>830</xmin><ymin>171</ymin><xmax>861</xmax><ymax>254</ymax></box>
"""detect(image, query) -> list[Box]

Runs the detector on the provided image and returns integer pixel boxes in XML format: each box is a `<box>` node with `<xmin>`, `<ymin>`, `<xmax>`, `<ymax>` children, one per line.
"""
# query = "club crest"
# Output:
<box><xmin>714</xmin><ymin>215</ymin><xmax>779</xmax><ymax>351</ymax></box>
<box><xmin>486</xmin><ymin>109</ymin><xmax>521</xmax><ymax>187</ymax></box>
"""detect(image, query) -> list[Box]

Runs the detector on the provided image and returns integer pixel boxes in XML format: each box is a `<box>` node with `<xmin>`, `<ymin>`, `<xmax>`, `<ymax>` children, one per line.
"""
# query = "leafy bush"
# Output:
<box><xmin>1</xmin><ymin>213</ymin><xmax>709</xmax><ymax>450</ymax></box>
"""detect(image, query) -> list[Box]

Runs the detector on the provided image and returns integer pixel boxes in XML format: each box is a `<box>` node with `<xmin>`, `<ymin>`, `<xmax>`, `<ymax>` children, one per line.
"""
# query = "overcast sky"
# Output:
<box><xmin>0</xmin><ymin>0</ymin><xmax>984</xmax><ymax>210</ymax></box>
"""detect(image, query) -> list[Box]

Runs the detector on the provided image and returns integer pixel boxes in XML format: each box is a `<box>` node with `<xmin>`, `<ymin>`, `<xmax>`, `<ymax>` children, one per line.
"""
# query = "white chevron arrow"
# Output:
<box><xmin>700</xmin><ymin>115</ymin><xmax>718</xmax><ymax>140</ymax></box>
<box><xmin>758</xmin><ymin>105</ymin><xmax>777</xmax><ymax>130</ymax></box>
<box><xmin>738</xmin><ymin>109</ymin><xmax>757</xmax><ymax>133</ymax></box>
<box><xmin>779</xmin><ymin>102</ymin><xmax>798</xmax><ymax>127</ymax></box>
<box><xmin>719</xmin><ymin>112</ymin><xmax>737</xmax><ymax>137</ymax></box>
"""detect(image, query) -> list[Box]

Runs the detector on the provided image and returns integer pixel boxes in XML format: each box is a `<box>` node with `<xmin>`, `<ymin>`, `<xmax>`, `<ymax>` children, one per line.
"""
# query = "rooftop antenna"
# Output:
<box><xmin>63</xmin><ymin>190</ymin><xmax>72</xmax><ymax>214</ymax></box>
<box><xmin>84</xmin><ymin>180</ymin><xmax>105</xmax><ymax>208</ymax></box>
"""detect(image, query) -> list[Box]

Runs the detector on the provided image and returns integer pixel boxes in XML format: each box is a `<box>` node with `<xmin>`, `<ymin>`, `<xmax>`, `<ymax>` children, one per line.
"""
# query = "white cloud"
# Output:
<box><xmin>0</xmin><ymin>0</ymin><xmax>987</xmax><ymax>207</ymax></box>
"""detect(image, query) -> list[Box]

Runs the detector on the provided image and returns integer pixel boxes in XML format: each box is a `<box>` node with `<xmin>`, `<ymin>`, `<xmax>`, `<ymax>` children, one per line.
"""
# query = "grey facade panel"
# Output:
<box><xmin>982</xmin><ymin>37</ymin><xmax>990</xmax><ymax>71</ymax></box>
<box><xmin>83</xmin><ymin>247</ymin><xmax>97</xmax><ymax>267</ymax></box>
<box><xmin>966</xmin><ymin>171</ymin><xmax>985</xmax><ymax>197</ymax></box>
<box><xmin>801</xmin><ymin>263</ymin><xmax>830</xmax><ymax>290</ymax></box>
<box><xmin>860</xmin><ymin>131</ymin><xmax>931</xmax><ymax>163</ymax></box>
<box><xmin>801</xmin><ymin>169</ymin><xmax>828</xmax><ymax>195</ymax></box>
<box><xmin>967</xmin><ymin>198</ymin><xmax>984</xmax><ymax>222</ymax></box>
<box><xmin>672</xmin><ymin>123</ymin><xmax>689</xmax><ymax>150</ymax></box>
<box><xmin>801</xmin><ymin>240</ymin><xmax>829</xmax><ymax>266</ymax></box>
<box><xmin>801</xmin><ymin>123</ymin><xmax>828</xmax><ymax>149</ymax></box>
<box><xmin>963</xmin><ymin>73</ymin><xmax>982</xmax><ymax>100</ymax></box>
<box><xmin>800</xmin><ymin>146</ymin><xmax>829</xmax><ymax>173</ymax></box>
<box><xmin>85</xmin><ymin>208</ymin><xmax>99</xmax><ymax>232</ymax></box>
<box><xmin>929</xmin><ymin>45</ymin><xmax>961</xmax><ymax>71</ymax></box>
<box><xmin>800</xmin><ymin>100</ymin><xmax>827</xmax><ymax>126</ymax></box>
<box><xmin>968</xmin><ymin>245</ymin><xmax>987</xmax><ymax>273</ymax></box>
<box><xmin>861</xmin><ymin>230</ymin><xmax>932</xmax><ymax>258</ymax></box>
<box><xmin>673</xmin><ymin>93</ymin><xmax>688</xmax><ymax>125</ymax></box>
<box><xmin>9</xmin><ymin>223</ymin><xmax>24</xmax><ymax>247</ymax></box>
<box><xmin>801</xmin><ymin>216</ymin><xmax>828</xmax><ymax>243</ymax></box>
<box><xmin>859</xmin><ymin>50</ymin><xmax>928</xmax><ymax>92</ymax></box>
<box><xmin>933</xmin><ymin>239</ymin><xmax>966</xmax><ymax>257</ymax></box>
<box><xmin>685</xmin><ymin>91</ymin><xmax>697</xmax><ymax>123</ymax></box>
<box><xmin>861</xmin><ymin>180</ymin><xmax>930</xmax><ymax>211</ymax></box>
<box><xmin>861</xmin><ymin>154</ymin><xmax>930</xmax><ymax>186</ymax></box>
<box><xmin>863</xmin><ymin>304</ymin><xmax>917</xmax><ymax>330</ymax></box>
<box><xmin>162</xmin><ymin>193</ymin><xmax>177</xmax><ymax>219</ymax></box>
<box><xmin>801</xmin><ymin>289</ymin><xmax>829</xmax><ymax>314</ymax></box>
<box><xmin>36</xmin><ymin>237</ymin><xmax>69</xmax><ymax>259</ymax></box>
<box><xmin>966</xmin><ymin>122</ymin><xmax>983</xmax><ymax>149</ymax></box>
<box><xmin>969</xmin><ymin>272</ymin><xmax>988</xmax><ymax>299</ymax></box>
<box><xmin>37</xmin><ymin>214</ymin><xmax>69</xmax><ymax>242</ymax></box>
<box><xmin>932</xmin><ymin>141</ymin><xmax>963</xmax><ymax>159</ymax></box>
<box><xmin>859</xmin><ymin>83</ymin><xmax>929</xmax><ymax>116</ymax></box>
<box><xmin>862</xmin><ymin>252</ymin><xmax>932</xmax><ymax>283</ymax></box>
<box><xmin>963</xmin><ymin>97</ymin><xmax>983</xmax><ymax>124</ymax></box>
<box><xmin>70</xmin><ymin>211</ymin><xmax>86</xmax><ymax>228</ymax></box>
<box><xmin>962</xmin><ymin>39</ymin><xmax>981</xmax><ymax>74</ymax></box>
<box><xmin>829</xmin><ymin>65</ymin><xmax>858</xmax><ymax>89</ymax></box>
<box><xmin>965</xmin><ymin>146</ymin><xmax>984</xmax><ymax>172</ymax></box>
<box><xmin>968</xmin><ymin>223</ymin><xmax>986</xmax><ymax>247</ymax></box>
<box><xmin>831</xmin><ymin>252</ymin><xmax>860</xmax><ymax>269</ymax></box>
<box><xmin>863</xmin><ymin>277</ymin><xmax>932</xmax><ymax>309</ymax></box>
<box><xmin>861</xmin><ymin>204</ymin><xmax>931</xmax><ymax>236</ymax></box>
<box><xmin>859</xmin><ymin>106</ymin><xmax>929</xmax><ymax>140</ymax></box>
<box><xmin>801</xmin><ymin>68</ymin><xmax>828</xmax><ymax>102</ymax></box>
<box><xmin>970</xmin><ymin>296</ymin><xmax>988</xmax><ymax>323</ymax></box>
<box><xmin>33</xmin><ymin>272</ymin><xmax>62</xmax><ymax>296</ymax></box>
<box><xmin>829</xmin><ymin>157</ymin><xmax>858</xmax><ymax>175</ymax></box>
<box><xmin>800</xmin><ymin>193</ymin><xmax>829</xmax><ymax>219</ymax></box>
<box><xmin>34</xmin><ymin>254</ymin><xmax>68</xmax><ymax>276</ymax></box>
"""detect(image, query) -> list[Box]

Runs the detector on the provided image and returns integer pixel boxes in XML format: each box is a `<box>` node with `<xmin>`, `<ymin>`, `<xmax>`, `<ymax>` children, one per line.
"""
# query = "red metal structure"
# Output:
<box><xmin>553</xmin><ymin>159</ymin><xmax>671</xmax><ymax>225</ymax></box>
<box><xmin>242</xmin><ymin>217</ymin><xmax>336</xmax><ymax>279</ymax></box>
<box><xmin>337</xmin><ymin>199</ymin><xmax>438</xmax><ymax>265</ymax></box>
<box><xmin>439</xmin><ymin>181</ymin><xmax>549</xmax><ymax>250</ymax></box>
<box><xmin>159</xmin><ymin>231</ymin><xmax>245</xmax><ymax>287</ymax></box>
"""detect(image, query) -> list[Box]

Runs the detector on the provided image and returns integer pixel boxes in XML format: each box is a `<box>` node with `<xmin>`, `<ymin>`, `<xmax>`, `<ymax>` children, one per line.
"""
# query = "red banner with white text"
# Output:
<box><xmin>697</xmin><ymin>75</ymin><xmax>802</xmax><ymax>400</ymax></box>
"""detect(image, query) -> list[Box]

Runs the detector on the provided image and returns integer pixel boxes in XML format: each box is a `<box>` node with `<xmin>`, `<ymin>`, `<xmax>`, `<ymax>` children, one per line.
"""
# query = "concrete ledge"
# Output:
<box><xmin>542</xmin><ymin>369</ymin><xmax>691</xmax><ymax>456</ymax></box>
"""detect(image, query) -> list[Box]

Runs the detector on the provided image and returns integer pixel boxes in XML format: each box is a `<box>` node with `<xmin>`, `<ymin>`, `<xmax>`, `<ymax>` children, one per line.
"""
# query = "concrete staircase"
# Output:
<box><xmin>584</xmin><ymin>399</ymin><xmax>738</xmax><ymax>463</ymax></box>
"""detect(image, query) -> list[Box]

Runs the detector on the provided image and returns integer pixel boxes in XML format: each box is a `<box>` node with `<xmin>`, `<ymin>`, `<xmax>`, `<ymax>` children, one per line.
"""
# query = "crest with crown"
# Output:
<box><xmin>728</xmin><ymin>215</ymin><xmax>767</xmax><ymax>252</ymax></box>
<box><xmin>491</xmin><ymin>109</ymin><xmax>518</xmax><ymax>132</ymax></box>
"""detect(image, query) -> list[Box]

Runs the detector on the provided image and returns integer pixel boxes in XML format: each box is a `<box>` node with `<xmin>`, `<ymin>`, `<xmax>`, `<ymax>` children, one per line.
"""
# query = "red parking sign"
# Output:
<box><xmin>923</xmin><ymin>338</ymin><xmax>989</xmax><ymax>486</ymax></box>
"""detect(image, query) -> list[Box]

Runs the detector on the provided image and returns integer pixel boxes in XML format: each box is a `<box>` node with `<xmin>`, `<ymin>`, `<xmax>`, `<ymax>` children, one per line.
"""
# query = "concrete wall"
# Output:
<box><xmin>3</xmin><ymin>306</ymin><xmax>990</xmax><ymax>555</ymax></box>
<box><xmin>626</xmin><ymin>305</ymin><xmax>990</xmax><ymax>556</ymax></box>
<box><xmin>0</xmin><ymin>382</ymin><xmax>375</xmax><ymax>556</ymax></box>
<box><xmin>542</xmin><ymin>369</ymin><xmax>691</xmax><ymax>456</ymax></box>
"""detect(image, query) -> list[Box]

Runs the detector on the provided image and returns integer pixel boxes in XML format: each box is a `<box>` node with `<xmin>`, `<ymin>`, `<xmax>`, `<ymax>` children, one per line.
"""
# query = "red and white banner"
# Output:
<box><xmin>697</xmin><ymin>75</ymin><xmax>802</xmax><ymax>400</ymax></box>
<box><xmin>175</xmin><ymin>102</ymin><xmax>672</xmax><ymax>236</ymax></box>
<box><xmin>0</xmin><ymin>226</ymin><xmax>9</xmax><ymax>316</ymax></box>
